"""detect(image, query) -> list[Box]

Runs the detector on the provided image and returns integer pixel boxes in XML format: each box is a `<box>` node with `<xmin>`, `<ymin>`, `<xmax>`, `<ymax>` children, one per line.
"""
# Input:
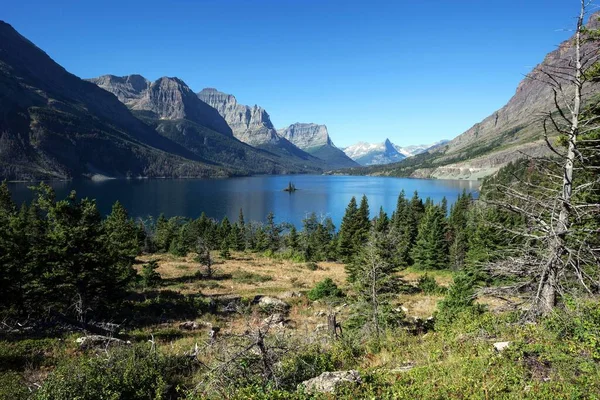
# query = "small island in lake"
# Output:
<box><xmin>283</xmin><ymin>182</ymin><xmax>297</xmax><ymax>192</ymax></box>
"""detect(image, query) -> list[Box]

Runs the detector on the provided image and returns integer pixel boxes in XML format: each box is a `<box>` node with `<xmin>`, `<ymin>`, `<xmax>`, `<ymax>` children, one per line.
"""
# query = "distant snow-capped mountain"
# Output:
<box><xmin>343</xmin><ymin>139</ymin><xmax>449</xmax><ymax>166</ymax></box>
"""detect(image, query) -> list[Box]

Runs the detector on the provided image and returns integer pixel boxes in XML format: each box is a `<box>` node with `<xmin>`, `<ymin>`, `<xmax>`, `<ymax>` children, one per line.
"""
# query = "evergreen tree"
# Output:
<box><xmin>337</xmin><ymin>197</ymin><xmax>358</xmax><ymax>262</ymax></box>
<box><xmin>154</xmin><ymin>214</ymin><xmax>176</xmax><ymax>252</ymax></box>
<box><xmin>265</xmin><ymin>211</ymin><xmax>282</xmax><ymax>252</ymax></box>
<box><xmin>285</xmin><ymin>225</ymin><xmax>300</xmax><ymax>251</ymax></box>
<box><xmin>448</xmin><ymin>191</ymin><xmax>472</xmax><ymax>270</ymax></box>
<box><xmin>411</xmin><ymin>201</ymin><xmax>448</xmax><ymax>269</ymax></box>
<box><xmin>235</xmin><ymin>208</ymin><xmax>246</xmax><ymax>251</ymax></box>
<box><xmin>349</xmin><ymin>231</ymin><xmax>403</xmax><ymax>342</ymax></box>
<box><xmin>390</xmin><ymin>190</ymin><xmax>412</xmax><ymax>267</ymax></box>
<box><xmin>141</xmin><ymin>260</ymin><xmax>161</xmax><ymax>289</ymax></box>
<box><xmin>103</xmin><ymin>201</ymin><xmax>140</xmax><ymax>268</ymax></box>
<box><xmin>374</xmin><ymin>207</ymin><xmax>389</xmax><ymax>233</ymax></box>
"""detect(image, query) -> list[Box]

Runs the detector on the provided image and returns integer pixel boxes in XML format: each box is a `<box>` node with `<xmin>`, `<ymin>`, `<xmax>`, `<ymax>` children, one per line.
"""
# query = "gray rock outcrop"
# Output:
<box><xmin>299</xmin><ymin>370</ymin><xmax>362</xmax><ymax>394</ymax></box>
<box><xmin>277</xmin><ymin>123</ymin><xmax>332</xmax><ymax>150</ymax></box>
<box><xmin>277</xmin><ymin>123</ymin><xmax>359</xmax><ymax>169</ymax></box>
<box><xmin>197</xmin><ymin>88</ymin><xmax>281</xmax><ymax>145</ymax></box>
<box><xmin>90</xmin><ymin>76</ymin><xmax>233</xmax><ymax>136</ymax></box>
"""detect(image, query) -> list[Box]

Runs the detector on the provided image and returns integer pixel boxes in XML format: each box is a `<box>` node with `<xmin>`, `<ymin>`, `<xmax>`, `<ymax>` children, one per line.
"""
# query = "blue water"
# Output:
<box><xmin>7</xmin><ymin>175</ymin><xmax>479</xmax><ymax>228</ymax></box>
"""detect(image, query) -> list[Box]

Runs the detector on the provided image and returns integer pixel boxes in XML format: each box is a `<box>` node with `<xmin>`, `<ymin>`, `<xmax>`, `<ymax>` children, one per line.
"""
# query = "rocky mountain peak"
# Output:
<box><xmin>197</xmin><ymin>88</ymin><xmax>279</xmax><ymax>145</ymax></box>
<box><xmin>90</xmin><ymin>75</ymin><xmax>233</xmax><ymax>136</ymax></box>
<box><xmin>277</xmin><ymin>123</ymin><xmax>333</xmax><ymax>150</ymax></box>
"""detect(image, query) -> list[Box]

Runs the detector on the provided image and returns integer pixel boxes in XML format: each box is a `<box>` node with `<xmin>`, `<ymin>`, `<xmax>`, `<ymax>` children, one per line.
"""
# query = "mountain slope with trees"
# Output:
<box><xmin>0</xmin><ymin>21</ymin><xmax>230</xmax><ymax>181</ymax></box>
<box><xmin>344</xmin><ymin>12</ymin><xmax>600</xmax><ymax>180</ymax></box>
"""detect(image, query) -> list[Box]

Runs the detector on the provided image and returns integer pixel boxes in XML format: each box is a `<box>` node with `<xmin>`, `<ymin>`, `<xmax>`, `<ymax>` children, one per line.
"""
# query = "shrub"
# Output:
<box><xmin>34</xmin><ymin>345</ymin><xmax>192</xmax><ymax>400</ymax></box>
<box><xmin>141</xmin><ymin>260</ymin><xmax>161</xmax><ymax>288</ymax></box>
<box><xmin>232</xmin><ymin>271</ymin><xmax>273</xmax><ymax>284</ymax></box>
<box><xmin>417</xmin><ymin>273</ymin><xmax>446</xmax><ymax>295</ymax></box>
<box><xmin>436</xmin><ymin>273</ymin><xmax>485</xmax><ymax>328</ymax></box>
<box><xmin>307</xmin><ymin>278</ymin><xmax>343</xmax><ymax>301</ymax></box>
<box><xmin>305</xmin><ymin>262</ymin><xmax>318</xmax><ymax>271</ymax></box>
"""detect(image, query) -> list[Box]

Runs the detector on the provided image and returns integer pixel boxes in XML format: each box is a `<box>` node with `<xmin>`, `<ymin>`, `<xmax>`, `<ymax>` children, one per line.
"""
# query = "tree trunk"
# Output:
<box><xmin>538</xmin><ymin>0</ymin><xmax>584</xmax><ymax>315</ymax></box>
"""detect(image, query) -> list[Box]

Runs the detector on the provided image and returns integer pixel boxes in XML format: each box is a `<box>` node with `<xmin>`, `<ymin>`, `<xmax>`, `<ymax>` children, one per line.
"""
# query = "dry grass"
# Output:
<box><xmin>134</xmin><ymin>252</ymin><xmax>502</xmax><ymax>340</ymax></box>
<box><xmin>138</xmin><ymin>252</ymin><xmax>347</xmax><ymax>298</ymax></box>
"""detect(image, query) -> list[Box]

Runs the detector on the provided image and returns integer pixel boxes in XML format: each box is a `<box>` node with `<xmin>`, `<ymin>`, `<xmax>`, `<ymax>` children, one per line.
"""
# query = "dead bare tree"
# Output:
<box><xmin>484</xmin><ymin>0</ymin><xmax>600</xmax><ymax>315</ymax></box>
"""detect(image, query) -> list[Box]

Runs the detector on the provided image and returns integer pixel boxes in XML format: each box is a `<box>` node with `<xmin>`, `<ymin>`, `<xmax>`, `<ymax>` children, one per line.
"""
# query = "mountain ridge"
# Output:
<box><xmin>277</xmin><ymin>123</ymin><xmax>358</xmax><ymax>169</ymax></box>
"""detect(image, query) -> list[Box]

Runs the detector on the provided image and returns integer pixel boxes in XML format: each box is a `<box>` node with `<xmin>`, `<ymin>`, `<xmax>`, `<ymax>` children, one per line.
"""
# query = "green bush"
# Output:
<box><xmin>141</xmin><ymin>259</ymin><xmax>161</xmax><ymax>288</ymax></box>
<box><xmin>34</xmin><ymin>345</ymin><xmax>192</xmax><ymax>400</ymax></box>
<box><xmin>232</xmin><ymin>271</ymin><xmax>273</xmax><ymax>284</ymax></box>
<box><xmin>0</xmin><ymin>372</ymin><xmax>29</xmax><ymax>400</ymax></box>
<box><xmin>436</xmin><ymin>273</ymin><xmax>485</xmax><ymax>328</ymax></box>
<box><xmin>307</xmin><ymin>278</ymin><xmax>343</xmax><ymax>301</ymax></box>
<box><xmin>416</xmin><ymin>273</ymin><xmax>445</xmax><ymax>295</ymax></box>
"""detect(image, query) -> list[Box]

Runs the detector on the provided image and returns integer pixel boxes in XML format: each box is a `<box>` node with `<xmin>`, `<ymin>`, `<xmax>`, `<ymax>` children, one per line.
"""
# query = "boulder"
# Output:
<box><xmin>263</xmin><ymin>313</ymin><xmax>286</xmax><ymax>326</ymax></box>
<box><xmin>75</xmin><ymin>335</ymin><xmax>129</xmax><ymax>349</ymax></box>
<box><xmin>257</xmin><ymin>296</ymin><xmax>290</xmax><ymax>310</ymax></box>
<box><xmin>493</xmin><ymin>341</ymin><xmax>511</xmax><ymax>352</ymax></box>
<box><xmin>280</xmin><ymin>291</ymin><xmax>303</xmax><ymax>299</ymax></box>
<box><xmin>179</xmin><ymin>321</ymin><xmax>200</xmax><ymax>330</ymax></box>
<box><xmin>299</xmin><ymin>370</ymin><xmax>362</xmax><ymax>394</ymax></box>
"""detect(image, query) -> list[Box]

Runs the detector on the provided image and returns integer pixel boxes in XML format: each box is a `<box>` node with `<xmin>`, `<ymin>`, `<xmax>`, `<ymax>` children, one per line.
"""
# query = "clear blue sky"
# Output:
<box><xmin>3</xmin><ymin>0</ymin><xmax>589</xmax><ymax>147</ymax></box>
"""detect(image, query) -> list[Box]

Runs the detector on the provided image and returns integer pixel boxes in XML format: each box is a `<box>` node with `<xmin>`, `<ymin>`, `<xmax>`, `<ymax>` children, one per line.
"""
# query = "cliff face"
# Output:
<box><xmin>277</xmin><ymin>123</ymin><xmax>332</xmax><ymax>150</ymax></box>
<box><xmin>197</xmin><ymin>88</ymin><xmax>280</xmax><ymax>145</ymax></box>
<box><xmin>90</xmin><ymin>76</ymin><xmax>233</xmax><ymax>137</ymax></box>
<box><xmin>0</xmin><ymin>21</ymin><xmax>223</xmax><ymax>180</ymax></box>
<box><xmin>277</xmin><ymin>123</ymin><xmax>358</xmax><ymax>169</ymax></box>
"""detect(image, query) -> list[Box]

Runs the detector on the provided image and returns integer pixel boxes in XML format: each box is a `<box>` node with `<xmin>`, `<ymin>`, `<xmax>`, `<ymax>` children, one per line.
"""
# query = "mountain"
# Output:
<box><xmin>354</xmin><ymin>14</ymin><xmax>600</xmax><ymax>180</ymax></box>
<box><xmin>0</xmin><ymin>21</ymin><xmax>224</xmax><ymax>180</ymax></box>
<box><xmin>277</xmin><ymin>123</ymin><xmax>358</xmax><ymax>169</ymax></box>
<box><xmin>89</xmin><ymin>75</ymin><xmax>233</xmax><ymax>137</ymax></box>
<box><xmin>394</xmin><ymin>140</ymin><xmax>450</xmax><ymax>157</ymax></box>
<box><xmin>90</xmin><ymin>76</ymin><xmax>321</xmax><ymax>175</ymax></box>
<box><xmin>197</xmin><ymin>88</ymin><xmax>329</xmax><ymax>170</ymax></box>
<box><xmin>343</xmin><ymin>139</ymin><xmax>406</xmax><ymax>166</ymax></box>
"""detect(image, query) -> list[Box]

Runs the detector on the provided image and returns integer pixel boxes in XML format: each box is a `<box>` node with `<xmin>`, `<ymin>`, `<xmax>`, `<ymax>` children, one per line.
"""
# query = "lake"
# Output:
<box><xmin>7</xmin><ymin>175</ymin><xmax>479</xmax><ymax>228</ymax></box>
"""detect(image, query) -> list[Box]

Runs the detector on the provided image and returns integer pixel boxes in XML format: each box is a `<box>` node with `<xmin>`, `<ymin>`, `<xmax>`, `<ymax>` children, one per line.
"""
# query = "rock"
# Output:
<box><xmin>257</xmin><ymin>296</ymin><xmax>290</xmax><ymax>310</ymax></box>
<box><xmin>493</xmin><ymin>341</ymin><xmax>511</xmax><ymax>352</ymax></box>
<box><xmin>279</xmin><ymin>291</ymin><xmax>303</xmax><ymax>299</ymax></box>
<box><xmin>91</xmin><ymin>76</ymin><xmax>233</xmax><ymax>136</ymax></box>
<box><xmin>401</xmin><ymin>306</ymin><xmax>409</xmax><ymax>313</ymax></box>
<box><xmin>299</xmin><ymin>370</ymin><xmax>362</xmax><ymax>394</ymax></box>
<box><xmin>277</xmin><ymin>123</ymin><xmax>358</xmax><ymax>169</ymax></box>
<box><xmin>335</xmin><ymin>303</ymin><xmax>348</xmax><ymax>312</ymax></box>
<box><xmin>263</xmin><ymin>313</ymin><xmax>285</xmax><ymax>326</ymax></box>
<box><xmin>198</xmin><ymin>88</ymin><xmax>282</xmax><ymax>146</ymax></box>
<box><xmin>76</xmin><ymin>335</ymin><xmax>129</xmax><ymax>349</ymax></box>
<box><xmin>179</xmin><ymin>321</ymin><xmax>200</xmax><ymax>330</ymax></box>
<box><xmin>390</xmin><ymin>364</ymin><xmax>415</xmax><ymax>373</ymax></box>
<box><xmin>314</xmin><ymin>310</ymin><xmax>326</xmax><ymax>317</ymax></box>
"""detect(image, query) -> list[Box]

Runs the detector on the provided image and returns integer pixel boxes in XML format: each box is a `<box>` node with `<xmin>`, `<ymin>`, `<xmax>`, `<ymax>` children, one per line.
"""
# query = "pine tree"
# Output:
<box><xmin>374</xmin><ymin>207</ymin><xmax>389</xmax><ymax>233</ymax></box>
<box><xmin>411</xmin><ymin>201</ymin><xmax>448</xmax><ymax>270</ymax></box>
<box><xmin>349</xmin><ymin>231</ymin><xmax>403</xmax><ymax>342</ymax></box>
<box><xmin>448</xmin><ymin>190</ymin><xmax>472</xmax><ymax>270</ymax></box>
<box><xmin>337</xmin><ymin>197</ymin><xmax>358</xmax><ymax>262</ymax></box>
<box><xmin>265</xmin><ymin>211</ymin><xmax>282</xmax><ymax>252</ymax></box>
<box><xmin>235</xmin><ymin>208</ymin><xmax>247</xmax><ymax>251</ymax></box>
<box><xmin>103</xmin><ymin>201</ymin><xmax>140</xmax><ymax>267</ymax></box>
<box><xmin>285</xmin><ymin>225</ymin><xmax>300</xmax><ymax>251</ymax></box>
